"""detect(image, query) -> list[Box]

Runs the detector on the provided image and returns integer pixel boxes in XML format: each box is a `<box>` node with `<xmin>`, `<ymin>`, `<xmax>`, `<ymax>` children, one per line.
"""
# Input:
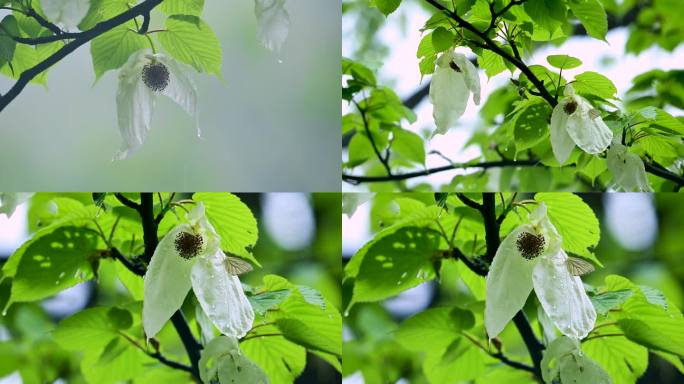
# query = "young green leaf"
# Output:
<box><xmin>90</xmin><ymin>24</ymin><xmax>148</xmax><ymax>80</ymax></box>
<box><xmin>372</xmin><ymin>0</ymin><xmax>402</xmax><ymax>16</ymax></box>
<box><xmin>568</xmin><ymin>0</ymin><xmax>608</xmax><ymax>41</ymax></box>
<box><xmin>159</xmin><ymin>0</ymin><xmax>204</xmax><ymax>16</ymax></box>
<box><xmin>158</xmin><ymin>15</ymin><xmax>222</xmax><ymax>77</ymax></box>
<box><xmin>546</xmin><ymin>54</ymin><xmax>583</xmax><ymax>70</ymax></box>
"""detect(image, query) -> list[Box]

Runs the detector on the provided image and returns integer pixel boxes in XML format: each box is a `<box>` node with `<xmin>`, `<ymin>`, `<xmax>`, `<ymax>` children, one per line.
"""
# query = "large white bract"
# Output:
<box><xmin>115</xmin><ymin>50</ymin><xmax>198</xmax><ymax>160</ymax></box>
<box><xmin>484</xmin><ymin>203</ymin><xmax>596</xmax><ymax>340</ymax></box>
<box><xmin>254</xmin><ymin>0</ymin><xmax>290</xmax><ymax>52</ymax></box>
<box><xmin>607</xmin><ymin>141</ymin><xmax>652</xmax><ymax>192</ymax></box>
<box><xmin>142</xmin><ymin>203</ymin><xmax>254</xmax><ymax>339</ymax></box>
<box><xmin>550</xmin><ymin>84</ymin><xmax>612</xmax><ymax>164</ymax></box>
<box><xmin>429</xmin><ymin>49</ymin><xmax>480</xmax><ymax>135</ymax></box>
<box><xmin>41</xmin><ymin>0</ymin><xmax>89</xmax><ymax>30</ymax></box>
<box><xmin>541</xmin><ymin>336</ymin><xmax>611</xmax><ymax>384</ymax></box>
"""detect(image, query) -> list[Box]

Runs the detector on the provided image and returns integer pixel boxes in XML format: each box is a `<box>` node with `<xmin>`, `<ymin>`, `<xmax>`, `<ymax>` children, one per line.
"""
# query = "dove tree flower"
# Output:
<box><xmin>143</xmin><ymin>203</ymin><xmax>254</xmax><ymax>339</ymax></box>
<box><xmin>550</xmin><ymin>84</ymin><xmax>613</xmax><ymax>165</ymax></box>
<box><xmin>254</xmin><ymin>0</ymin><xmax>290</xmax><ymax>52</ymax></box>
<box><xmin>115</xmin><ymin>50</ymin><xmax>198</xmax><ymax>160</ymax></box>
<box><xmin>41</xmin><ymin>0</ymin><xmax>89</xmax><ymax>30</ymax></box>
<box><xmin>607</xmin><ymin>141</ymin><xmax>652</xmax><ymax>192</ymax></box>
<box><xmin>429</xmin><ymin>49</ymin><xmax>481</xmax><ymax>135</ymax></box>
<box><xmin>541</xmin><ymin>336</ymin><xmax>611</xmax><ymax>384</ymax></box>
<box><xmin>485</xmin><ymin>203</ymin><xmax>596</xmax><ymax>340</ymax></box>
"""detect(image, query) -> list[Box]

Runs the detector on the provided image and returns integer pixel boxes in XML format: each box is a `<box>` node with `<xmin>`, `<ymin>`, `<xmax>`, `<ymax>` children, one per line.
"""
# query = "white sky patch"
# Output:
<box><xmin>262</xmin><ymin>193</ymin><xmax>315</xmax><ymax>251</ymax></box>
<box><xmin>343</xmin><ymin>5</ymin><xmax>684</xmax><ymax>189</ymax></box>
<box><xmin>0</xmin><ymin>203</ymin><xmax>29</xmax><ymax>257</ymax></box>
<box><xmin>604</xmin><ymin>193</ymin><xmax>657</xmax><ymax>251</ymax></box>
<box><xmin>341</xmin><ymin>202</ymin><xmax>371</xmax><ymax>257</ymax></box>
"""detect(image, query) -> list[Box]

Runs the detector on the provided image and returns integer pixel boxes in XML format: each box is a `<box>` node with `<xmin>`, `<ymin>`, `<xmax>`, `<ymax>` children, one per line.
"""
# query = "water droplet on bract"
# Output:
<box><xmin>343</xmin><ymin>309</ymin><xmax>350</xmax><ymax>317</ymax></box>
<box><xmin>1</xmin><ymin>309</ymin><xmax>7</xmax><ymax>316</ymax></box>
<box><xmin>277</xmin><ymin>59</ymin><xmax>283</xmax><ymax>64</ymax></box>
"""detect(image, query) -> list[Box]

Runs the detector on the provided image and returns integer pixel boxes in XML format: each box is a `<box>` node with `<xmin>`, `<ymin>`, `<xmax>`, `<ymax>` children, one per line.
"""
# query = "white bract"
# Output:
<box><xmin>607</xmin><ymin>141</ymin><xmax>652</xmax><ymax>192</ymax></box>
<box><xmin>254</xmin><ymin>0</ymin><xmax>290</xmax><ymax>52</ymax></box>
<box><xmin>41</xmin><ymin>0</ymin><xmax>89</xmax><ymax>30</ymax></box>
<box><xmin>541</xmin><ymin>336</ymin><xmax>611</xmax><ymax>384</ymax></box>
<box><xmin>115</xmin><ymin>50</ymin><xmax>198</xmax><ymax>160</ymax></box>
<box><xmin>485</xmin><ymin>203</ymin><xmax>596</xmax><ymax>340</ymax></box>
<box><xmin>143</xmin><ymin>203</ymin><xmax>254</xmax><ymax>339</ymax></box>
<box><xmin>429</xmin><ymin>50</ymin><xmax>480</xmax><ymax>135</ymax></box>
<box><xmin>550</xmin><ymin>85</ymin><xmax>612</xmax><ymax>164</ymax></box>
<box><xmin>0</xmin><ymin>193</ymin><xmax>33</xmax><ymax>218</ymax></box>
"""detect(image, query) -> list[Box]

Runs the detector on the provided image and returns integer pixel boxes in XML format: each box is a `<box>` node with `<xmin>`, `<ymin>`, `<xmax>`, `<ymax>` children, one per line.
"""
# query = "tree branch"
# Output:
<box><xmin>480</xmin><ymin>193</ymin><xmax>499</xmax><ymax>265</ymax></box>
<box><xmin>342</xmin><ymin>159</ymin><xmax>540</xmax><ymax>184</ymax></box>
<box><xmin>423</xmin><ymin>0</ymin><xmax>557</xmax><ymax>107</ymax></box>
<box><xmin>170</xmin><ymin>311</ymin><xmax>203</xmax><ymax>379</ymax></box>
<box><xmin>140</xmin><ymin>193</ymin><xmax>158</xmax><ymax>264</ymax></box>
<box><xmin>0</xmin><ymin>0</ymin><xmax>164</xmax><ymax>113</ymax></box>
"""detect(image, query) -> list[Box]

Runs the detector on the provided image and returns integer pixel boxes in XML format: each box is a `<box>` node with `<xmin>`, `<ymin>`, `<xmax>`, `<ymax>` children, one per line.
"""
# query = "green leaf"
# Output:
<box><xmin>247</xmin><ymin>289</ymin><xmax>291</xmax><ymax>316</ymax></box>
<box><xmin>276</xmin><ymin>318</ymin><xmax>339</xmax><ymax>355</ymax></box>
<box><xmin>241</xmin><ymin>329</ymin><xmax>306</xmax><ymax>384</ymax></box>
<box><xmin>78</xmin><ymin>0</ymin><xmax>130</xmax><ymax>30</ymax></box>
<box><xmin>349</xmin><ymin>227</ymin><xmax>439</xmax><ymax>308</ymax></box>
<box><xmin>639</xmin><ymin>285</ymin><xmax>668</xmax><ymax>310</ymax></box>
<box><xmin>583</xmin><ymin>333</ymin><xmax>648</xmax><ymax>384</ymax></box>
<box><xmin>431</xmin><ymin>26</ymin><xmax>453</xmax><ymax>52</ymax></box>
<box><xmin>10</xmin><ymin>226</ymin><xmax>98</xmax><ymax>303</ymax></box>
<box><xmin>513</xmin><ymin>100</ymin><xmax>552</xmax><ymax>152</ymax></box>
<box><xmin>572</xmin><ymin>71</ymin><xmax>617</xmax><ymax>99</ymax></box>
<box><xmin>391</xmin><ymin>128</ymin><xmax>425</xmax><ymax>165</ymax></box>
<box><xmin>523</xmin><ymin>0</ymin><xmax>566</xmax><ymax>36</ymax></box>
<box><xmin>158</xmin><ymin>15</ymin><xmax>222</xmax><ymax>77</ymax></box>
<box><xmin>90</xmin><ymin>24</ymin><xmax>147</xmax><ymax>80</ymax></box>
<box><xmin>568</xmin><ymin>0</ymin><xmax>608</xmax><ymax>41</ymax></box>
<box><xmin>395</xmin><ymin>307</ymin><xmax>474</xmax><ymax>352</ymax></box>
<box><xmin>0</xmin><ymin>15</ymin><xmax>19</xmax><ymax>65</ymax></box>
<box><xmin>534</xmin><ymin>193</ymin><xmax>601</xmax><ymax>264</ymax></box>
<box><xmin>578</xmin><ymin>155</ymin><xmax>608</xmax><ymax>185</ymax></box>
<box><xmin>589</xmin><ymin>289</ymin><xmax>633</xmax><ymax>316</ymax></box>
<box><xmin>159</xmin><ymin>0</ymin><xmax>204</xmax><ymax>16</ymax></box>
<box><xmin>547</xmin><ymin>54</ymin><xmax>582</xmax><ymax>70</ymax></box>
<box><xmin>53</xmin><ymin>307</ymin><xmax>121</xmax><ymax>351</ymax></box>
<box><xmin>107</xmin><ymin>307</ymin><xmax>133</xmax><ymax>330</ymax></box>
<box><xmin>477</xmin><ymin>49</ymin><xmax>507</xmax><ymax>78</ymax></box>
<box><xmin>618</xmin><ymin>318</ymin><xmax>684</xmax><ymax>357</ymax></box>
<box><xmin>372</xmin><ymin>0</ymin><xmax>402</xmax><ymax>16</ymax></box>
<box><xmin>192</xmin><ymin>193</ymin><xmax>260</xmax><ymax>266</ymax></box>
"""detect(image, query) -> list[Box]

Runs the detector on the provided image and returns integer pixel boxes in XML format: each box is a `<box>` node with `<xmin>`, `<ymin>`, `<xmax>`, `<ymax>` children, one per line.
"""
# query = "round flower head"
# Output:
<box><xmin>550</xmin><ymin>85</ymin><xmax>613</xmax><ymax>164</ymax></box>
<box><xmin>115</xmin><ymin>50</ymin><xmax>199</xmax><ymax>160</ymax></box>
<box><xmin>607</xmin><ymin>141</ymin><xmax>652</xmax><ymax>192</ymax></box>
<box><xmin>429</xmin><ymin>49</ymin><xmax>481</xmax><ymax>135</ymax></box>
<box><xmin>254</xmin><ymin>0</ymin><xmax>290</xmax><ymax>52</ymax></box>
<box><xmin>485</xmin><ymin>203</ymin><xmax>596</xmax><ymax>340</ymax></box>
<box><xmin>143</xmin><ymin>203</ymin><xmax>255</xmax><ymax>339</ymax></box>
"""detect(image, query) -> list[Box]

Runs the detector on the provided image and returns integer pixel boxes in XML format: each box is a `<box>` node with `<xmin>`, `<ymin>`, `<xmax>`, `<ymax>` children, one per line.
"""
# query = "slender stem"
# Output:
<box><xmin>241</xmin><ymin>333</ymin><xmax>284</xmax><ymax>342</ymax></box>
<box><xmin>352</xmin><ymin>100</ymin><xmax>392</xmax><ymax>176</ymax></box>
<box><xmin>118</xmin><ymin>331</ymin><xmax>193</xmax><ymax>373</ymax></box>
<box><xmin>461</xmin><ymin>331</ymin><xmax>535</xmax><ymax>373</ymax></box>
<box><xmin>582</xmin><ymin>333</ymin><xmax>625</xmax><ymax>342</ymax></box>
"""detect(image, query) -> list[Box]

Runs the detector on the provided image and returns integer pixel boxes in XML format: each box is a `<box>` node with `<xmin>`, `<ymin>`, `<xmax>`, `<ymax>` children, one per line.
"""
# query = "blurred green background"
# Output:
<box><xmin>342</xmin><ymin>193</ymin><xmax>684</xmax><ymax>384</ymax></box>
<box><xmin>0</xmin><ymin>192</ymin><xmax>341</xmax><ymax>383</ymax></box>
<box><xmin>0</xmin><ymin>1</ymin><xmax>339</xmax><ymax>191</ymax></box>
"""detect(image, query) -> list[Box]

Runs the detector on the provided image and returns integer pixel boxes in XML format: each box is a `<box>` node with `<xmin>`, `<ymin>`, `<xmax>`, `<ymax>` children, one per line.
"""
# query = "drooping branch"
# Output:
<box><xmin>342</xmin><ymin>159</ymin><xmax>540</xmax><ymax>184</ymax></box>
<box><xmin>0</xmin><ymin>0</ymin><xmax>164</xmax><ymax>113</ymax></box>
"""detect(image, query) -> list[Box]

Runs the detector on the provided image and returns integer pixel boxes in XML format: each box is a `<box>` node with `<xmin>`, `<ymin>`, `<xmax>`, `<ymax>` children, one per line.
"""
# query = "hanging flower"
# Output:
<box><xmin>0</xmin><ymin>193</ymin><xmax>33</xmax><ymax>218</ymax></box>
<box><xmin>429</xmin><ymin>49</ymin><xmax>480</xmax><ymax>135</ymax></box>
<box><xmin>550</xmin><ymin>84</ymin><xmax>612</xmax><ymax>164</ymax></box>
<box><xmin>143</xmin><ymin>203</ymin><xmax>254</xmax><ymax>339</ymax></box>
<box><xmin>541</xmin><ymin>336</ymin><xmax>611</xmax><ymax>384</ymax></box>
<box><xmin>606</xmin><ymin>142</ymin><xmax>652</xmax><ymax>192</ymax></box>
<box><xmin>485</xmin><ymin>203</ymin><xmax>596</xmax><ymax>340</ymax></box>
<box><xmin>254</xmin><ymin>0</ymin><xmax>290</xmax><ymax>52</ymax></box>
<box><xmin>42</xmin><ymin>0</ymin><xmax>89</xmax><ymax>30</ymax></box>
<box><xmin>115</xmin><ymin>50</ymin><xmax>199</xmax><ymax>160</ymax></box>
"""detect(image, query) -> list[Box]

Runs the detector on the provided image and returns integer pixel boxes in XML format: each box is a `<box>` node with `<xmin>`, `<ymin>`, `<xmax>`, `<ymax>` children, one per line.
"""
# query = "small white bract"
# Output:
<box><xmin>607</xmin><ymin>141</ymin><xmax>652</xmax><ymax>192</ymax></box>
<box><xmin>484</xmin><ymin>203</ymin><xmax>596</xmax><ymax>340</ymax></box>
<box><xmin>541</xmin><ymin>336</ymin><xmax>611</xmax><ymax>384</ymax></box>
<box><xmin>115</xmin><ymin>50</ymin><xmax>199</xmax><ymax>160</ymax></box>
<box><xmin>143</xmin><ymin>203</ymin><xmax>254</xmax><ymax>339</ymax></box>
<box><xmin>429</xmin><ymin>49</ymin><xmax>480</xmax><ymax>135</ymax></box>
<box><xmin>0</xmin><ymin>193</ymin><xmax>33</xmax><ymax>218</ymax></box>
<box><xmin>550</xmin><ymin>84</ymin><xmax>612</xmax><ymax>164</ymax></box>
<box><xmin>41</xmin><ymin>0</ymin><xmax>89</xmax><ymax>30</ymax></box>
<box><xmin>254</xmin><ymin>0</ymin><xmax>290</xmax><ymax>52</ymax></box>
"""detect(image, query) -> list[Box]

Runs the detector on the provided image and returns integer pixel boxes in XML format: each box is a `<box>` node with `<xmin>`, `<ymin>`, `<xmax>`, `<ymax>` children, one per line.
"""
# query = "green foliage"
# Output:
<box><xmin>90</xmin><ymin>24</ymin><xmax>148</xmax><ymax>79</ymax></box>
<box><xmin>160</xmin><ymin>0</ymin><xmax>205</xmax><ymax>17</ymax></box>
<box><xmin>158</xmin><ymin>15</ymin><xmax>223</xmax><ymax>77</ymax></box>
<box><xmin>371</xmin><ymin>0</ymin><xmax>402</xmax><ymax>16</ymax></box>
<box><xmin>0</xmin><ymin>15</ymin><xmax>19</xmax><ymax>66</ymax></box>
<box><xmin>546</xmin><ymin>54</ymin><xmax>582</xmax><ymax>70</ymax></box>
<box><xmin>567</xmin><ymin>0</ymin><xmax>608</xmax><ymax>41</ymax></box>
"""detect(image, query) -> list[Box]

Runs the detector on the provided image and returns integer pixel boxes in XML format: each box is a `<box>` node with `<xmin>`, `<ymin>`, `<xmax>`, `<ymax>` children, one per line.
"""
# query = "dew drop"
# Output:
<box><xmin>277</xmin><ymin>59</ymin><xmax>283</xmax><ymax>64</ymax></box>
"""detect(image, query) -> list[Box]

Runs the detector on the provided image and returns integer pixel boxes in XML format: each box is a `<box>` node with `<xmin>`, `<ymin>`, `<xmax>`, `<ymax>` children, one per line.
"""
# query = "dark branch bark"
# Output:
<box><xmin>0</xmin><ymin>0</ymin><xmax>164</xmax><ymax>113</ymax></box>
<box><xmin>140</xmin><ymin>193</ymin><xmax>158</xmax><ymax>264</ymax></box>
<box><xmin>481</xmin><ymin>193</ymin><xmax>499</xmax><ymax>265</ymax></box>
<box><xmin>170</xmin><ymin>311</ymin><xmax>203</xmax><ymax>380</ymax></box>
<box><xmin>342</xmin><ymin>159</ymin><xmax>540</xmax><ymax>184</ymax></box>
<box><xmin>513</xmin><ymin>311</ymin><xmax>544</xmax><ymax>378</ymax></box>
